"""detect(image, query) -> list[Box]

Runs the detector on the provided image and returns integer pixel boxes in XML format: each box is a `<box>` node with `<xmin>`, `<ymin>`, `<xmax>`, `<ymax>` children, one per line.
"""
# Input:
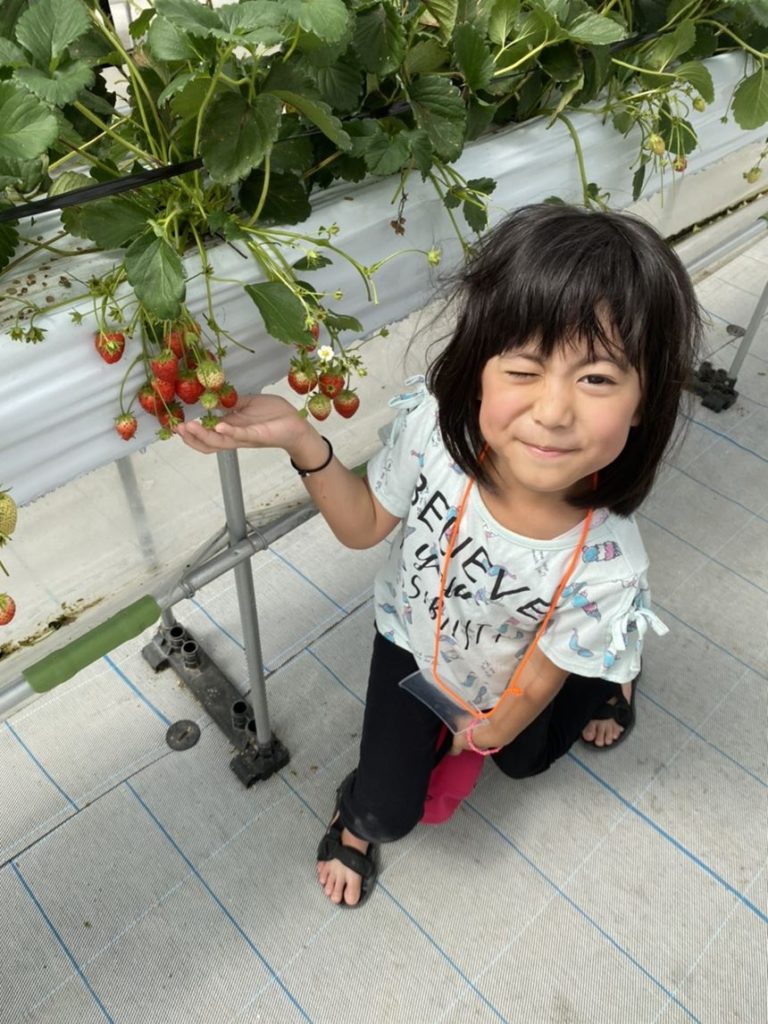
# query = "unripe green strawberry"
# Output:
<box><xmin>672</xmin><ymin>154</ymin><xmax>687</xmax><ymax>172</ymax></box>
<box><xmin>0</xmin><ymin>490</ymin><xmax>18</xmax><ymax>540</ymax></box>
<box><xmin>308</xmin><ymin>393</ymin><xmax>331</xmax><ymax>420</ymax></box>
<box><xmin>693</xmin><ymin>96</ymin><xmax>706</xmax><ymax>113</ymax></box>
<box><xmin>200</xmin><ymin>413</ymin><xmax>221</xmax><ymax>429</ymax></box>
<box><xmin>196</xmin><ymin>359</ymin><xmax>225</xmax><ymax>391</ymax></box>
<box><xmin>200</xmin><ymin>389</ymin><xmax>219</xmax><ymax>409</ymax></box>
<box><xmin>744</xmin><ymin>166</ymin><xmax>762</xmax><ymax>184</ymax></box>
<box><xmin>647</xmin><ymin>134</ymin><xmax>665</xmax><ymax>156</ymax></box>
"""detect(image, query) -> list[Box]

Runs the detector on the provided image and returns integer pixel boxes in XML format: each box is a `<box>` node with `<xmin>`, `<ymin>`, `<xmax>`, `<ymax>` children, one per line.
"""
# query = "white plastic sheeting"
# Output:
<box><xmin>0</xmin><ymin>53</ymin><xmax>764</xmax><ymax>506</ymax></box>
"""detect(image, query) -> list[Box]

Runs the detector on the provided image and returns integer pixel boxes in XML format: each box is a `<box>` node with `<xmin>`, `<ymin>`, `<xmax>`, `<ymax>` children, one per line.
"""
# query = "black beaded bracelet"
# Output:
<box><xmin>290</xmin><ymin>436</ymin><xmax>334</xmax><ymax>477</ymax></box>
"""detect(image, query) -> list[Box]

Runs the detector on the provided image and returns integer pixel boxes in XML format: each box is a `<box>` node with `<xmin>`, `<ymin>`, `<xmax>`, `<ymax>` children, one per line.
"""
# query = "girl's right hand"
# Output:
<box><xmin>174</xmin><ymin>394</ymin><xmax>316</xmax><ymax>457</ymax></box>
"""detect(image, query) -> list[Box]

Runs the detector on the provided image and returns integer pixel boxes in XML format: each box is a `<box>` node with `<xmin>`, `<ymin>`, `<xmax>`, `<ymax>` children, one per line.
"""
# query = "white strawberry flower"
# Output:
<box><xmin>316</xmin><ymin>345</ymin><xmax>334</xmax><ymax>363</ymax></box>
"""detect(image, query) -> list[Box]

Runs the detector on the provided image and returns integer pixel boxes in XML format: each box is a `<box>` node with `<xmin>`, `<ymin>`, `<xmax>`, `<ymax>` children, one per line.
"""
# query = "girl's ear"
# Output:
<box><xmin>630</xmin><ymin>403</ymin><xmax>642</xmax><ymax>428</ymax></box>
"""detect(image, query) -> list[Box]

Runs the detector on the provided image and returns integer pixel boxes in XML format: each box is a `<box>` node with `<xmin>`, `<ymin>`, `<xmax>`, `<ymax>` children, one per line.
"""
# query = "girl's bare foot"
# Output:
<box><xmin>317</xmin><ymin>821</ymin><xmax>370</xmax><ymax>907</ymax></box>
<box><xmin>581</xmin><ymin>680</ymin><xmax>633</xmax><ymax>747</ymax></box>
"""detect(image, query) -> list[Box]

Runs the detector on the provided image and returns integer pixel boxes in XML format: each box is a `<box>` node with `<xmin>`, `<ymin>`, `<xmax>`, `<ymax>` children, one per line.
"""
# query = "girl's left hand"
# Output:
<box><xmin>450</xmin><ymin>722</ymin><xmax>498</xmax><ymax>756</ymax></box>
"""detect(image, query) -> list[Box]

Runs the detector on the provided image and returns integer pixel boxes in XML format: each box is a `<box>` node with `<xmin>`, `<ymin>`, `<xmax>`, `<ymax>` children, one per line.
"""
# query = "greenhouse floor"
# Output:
<box><xmin>1</xmin><ymin>235</ymin><xmax>767</xmax><ymax>1024</ymax></box>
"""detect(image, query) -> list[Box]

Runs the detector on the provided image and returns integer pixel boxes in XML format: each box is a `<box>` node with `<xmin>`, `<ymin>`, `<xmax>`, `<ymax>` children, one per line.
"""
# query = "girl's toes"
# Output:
<box><xmin>582</xmin><ymin>720</ymin><xmax>597</xmax><ymax>742</ymax></box>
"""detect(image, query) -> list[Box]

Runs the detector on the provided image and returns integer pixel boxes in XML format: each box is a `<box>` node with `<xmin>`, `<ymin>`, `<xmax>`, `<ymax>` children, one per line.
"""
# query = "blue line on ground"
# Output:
<box><xmin>568</xmin><ymin>754</ymin><xmax>768</xmax><ymax>925</ymax></box>
<box><xmin>190</xmin><ymin>597</ymin><xmax>244</xmax><ymax>650</ymax></box>
<box><xmin>126</xmin><ymin>781</ymin><xmax>314</xmax><ymax>1024</ymax></box>
<box><xmin>103</xmin><ymin>655</ymin><xmax>172</xmax><ymax>727</ymax></box>
<box><xmin>653</xmin><ymin>600</ymin><xmax>766</xmax><ymax>680</ymax></box>
<box><xmin>11</xmin><ymin>862</ymin><xmax>116</xmax><ymax>1023</ymax></box>
<box><xmin>671</xmin><ymin>465</ymin><xmax>768</xmax><ymax>524</ymax></box>
<box><xmin>4</xmin><ymin>722</ymin><xmax>79</xmax><ymax>812</ymax></box>
<box><xmin>277</xmin><ymin>774</ymin><xmax>510</xmax><ymax>1024</ymax></box>
<box><xmin>465</xmin><ymin>805</ymin><xmax>701</xmax><ymax>1023</ymax></box>
<box><xmin>270</xmin><ymin>550</ymin><xmax>348</xmax><ymax>614</ymax></box>
<box><xmin>685</xmin><ymin>417</ymin><xmax>768</xmax><ymax>462</ymax></box>
<box><xmin>638</xmin><ymin>690</ymin><xmax>767</xmax><ymax>788</ymax></box>
<box><xmin>638</xmin><ymin>511</ymin><xmax>768</xmax><ymax>595</ymax></box>
<box><xmin>305</xmin><ymin>648</ymin><xmax>365</xmax><ymax>705</ymax></box>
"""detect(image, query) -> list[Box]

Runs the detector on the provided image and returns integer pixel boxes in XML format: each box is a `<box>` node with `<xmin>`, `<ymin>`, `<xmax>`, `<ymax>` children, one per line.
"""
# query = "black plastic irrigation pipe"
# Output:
<box><xmin>0</xmin><ymin>30</ymin><xmax>665</xmax><ymax>227</ymax></box>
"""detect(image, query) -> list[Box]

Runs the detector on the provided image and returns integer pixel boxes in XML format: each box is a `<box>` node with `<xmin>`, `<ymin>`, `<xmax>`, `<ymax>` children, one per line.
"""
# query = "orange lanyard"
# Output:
<box><xmin>431</xmin><ymin>476</ymin><xmax>594</xmax><ymax>720</ymax></box>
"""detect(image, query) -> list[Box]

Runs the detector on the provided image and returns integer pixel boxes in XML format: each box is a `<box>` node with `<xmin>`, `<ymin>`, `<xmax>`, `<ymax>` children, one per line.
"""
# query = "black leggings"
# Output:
<box><xmin>338</xmin><ymin>631</ymin><xmax>619</xmax><ymax>844</ymax></box>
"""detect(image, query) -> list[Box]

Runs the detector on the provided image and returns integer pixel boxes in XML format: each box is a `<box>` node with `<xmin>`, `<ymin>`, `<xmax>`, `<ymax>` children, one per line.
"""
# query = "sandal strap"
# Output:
<box><xmin>592</xmin><ymin>691</ymin><xmax>632</xmax><ymax>728</ymax></box>
<box><xmin>317</xmin><ymin>825</ymin><xmax>376</xmax><ymax>881</ymax></box>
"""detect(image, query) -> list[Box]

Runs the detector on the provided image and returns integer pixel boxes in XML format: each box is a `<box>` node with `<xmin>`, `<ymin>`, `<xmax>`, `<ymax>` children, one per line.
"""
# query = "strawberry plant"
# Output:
<box><xmin>0</xmin><ymin>0</ymin><xmax>765</xmax><ymax>449</ymax></box>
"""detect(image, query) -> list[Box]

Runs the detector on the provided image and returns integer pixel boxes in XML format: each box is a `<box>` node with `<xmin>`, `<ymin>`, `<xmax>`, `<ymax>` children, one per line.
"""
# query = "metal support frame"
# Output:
<box><xmin>139</xmin><ymin>450</ymin><xmax>309</xmax><ymax>785</ymax></box>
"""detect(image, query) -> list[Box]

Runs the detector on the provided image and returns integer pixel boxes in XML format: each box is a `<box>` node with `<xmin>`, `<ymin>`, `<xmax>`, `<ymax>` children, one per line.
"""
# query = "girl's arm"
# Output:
<box><xmin>451</xmin><ymin>646</ymin><xmax>568</xmax><ymax>754</ymax></box>
<box><xmin>175</xmin><ymin>394</ymin><xmax>401</xmax><ymax>550</ymax></box>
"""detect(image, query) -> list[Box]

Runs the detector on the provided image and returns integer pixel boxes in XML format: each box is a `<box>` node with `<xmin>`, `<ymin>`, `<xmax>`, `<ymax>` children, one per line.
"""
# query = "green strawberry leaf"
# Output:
<box><xmin>71</xmin><ymin>197</ymin><xmax>151</xmax><ymax>249</ymax></box>
<box><xmin>14</xmin><ymin>0</ymin><xmax>90</xmax><ymax>69</ymax></box>
<box><xmin>200</xmin><ymin>92</ymin><xmax>282</xmax><ymax>184</ymax></box>
<box><xmin>292</xmin><ymin>252</ymin><xmax>332</xmax><ymax>271</ymax></box>
<box><xmin>423</xmin><ymin>0</ymin><xmax>458</xmax><ymax>41</ymax></box>
<box><xmin>213</xmin><ymin>2</ymin><xmax>285</xmax><ymax>45</ymax></box>
<box><xmin>323</xmin><ymin>311</ymin><xmax>363</xmax><ymax>333</ymax></box>
<box><xmin>147</xmin><ymin>16</ymin><xmax>199</xmax><ymax>61</ymax></box>
<box><xmin>406</xmin><ymin>128</ymin><xmax>433</xmax><ymax>176</ymax></box>
<box><xmin>353</xmin><ymin>4</ymin><xmax>405</xmax><ymax>76</ymax></box>
<box><xmin>125</xmin><ymin>233</ymin><xmax>186</xmax><ymax>320</ymax></box>
<box><xmin>488</xmin><ymin>0</ymin><xmax>522</xmax><ymax>46</ymax></box>
<box><xmin>733</xmin><ymin>67</ymin><xmax>768</xmax><ymax>130</ymax></box>
<box><xmin>15</xmin><ymin>60</ymin><xmax>93</xmax><ymax>105</ymax></box>
<box><xmin>315</xmin><ymin>61</ymin><xmax>363</xmax><ymax>112</ymax></box>
<box><xmin>566</xmin><ymin>12</ymin><xmax>626</xmax><ymax>46</ymax></box>
<box><xmin>128</xmin><ymin>7</ymin><xmax>155</xmax><ymax>40</ymax></box>
<box><xmin>154</xmin><ymin>0</ymin><xmax>222</xmax><ymax>37</ymax></box>
<box><xmin>644</xmin><ymin>20</ymin><xmax>696</xmax><ymax>70</ymax></box>
<box><xmin>0</xmin><ymin>82</ymin><xmax>57</xmax><ymax>162</ymax></box>
<box><xmin>239</xmin><ymin>170</ymin><xmax>311</xmax><ymax>225</ymax></box>
<box><xmin>453</xmin><ymin>22</ymin><xmax>494</xmax><ymax>92</ymax></box>
<box><xmin>267</xmin><ymin>90</ymin><xmax>351</xmax><ymax>151</ymax></box>
<box><xmin>48</xmin><ymin>169</ymin><xmax>91</xmax><ymax>195</ymax></box>
<box><xmin>632</xmin><ymin>163</ymin><xmax>646</xmax><ymax>201</ymax></box>
<box><xmin>245</xmin><ymin>280</ymin><xmax>308</xmax><ymax>343</ymax></box>
<box><xmin>674</xmin><ymin>61</ymin><xmax>714</xmax><ymax>104</ymax></box>
<box><xmin>283</xmin><ymin>0</ymin><xmax>350</xmax><ymax>43</ymax></box>
<box><xmin>0</xmin><ymin>38</ymin><xmax>25</xmax><ymax>66</ymax></box>
<box><xmin>404</xmin><ymin>38</ymin><xmax>449</xmax><ymax>76</ymax></box>
<box><xmin>364</xmin><ymin>130</ymin><xmax>410</xmax><ymax>176</ymax></box>
<box><xmin>408</xmin><ymin>75</ymin><xmax>466</xmax><ymax>162</ymax></box>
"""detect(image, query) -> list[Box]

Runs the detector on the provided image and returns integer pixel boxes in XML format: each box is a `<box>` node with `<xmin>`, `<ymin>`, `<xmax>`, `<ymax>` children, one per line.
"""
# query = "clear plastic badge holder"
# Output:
<box><xmin>398</xmin><ymin>656</ymin><xmax>479</xmax><ymax>735</ymax></box>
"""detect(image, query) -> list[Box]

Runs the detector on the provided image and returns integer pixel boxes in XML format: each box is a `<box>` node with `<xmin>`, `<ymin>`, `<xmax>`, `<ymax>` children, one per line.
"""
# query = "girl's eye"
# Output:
<box><xmin>581</xmin><ymin>374</ymin><xmax>615</xmax><ymax>386</ymax></box>
<box><xmin>506</xmin><ymin>370</ymin><xmax>536</xmax><ymax>379</ymax></box>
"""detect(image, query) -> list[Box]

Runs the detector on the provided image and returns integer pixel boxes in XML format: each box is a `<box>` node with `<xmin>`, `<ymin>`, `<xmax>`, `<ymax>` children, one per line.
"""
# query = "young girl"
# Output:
<box><xmin>176</xmin><ymin>204</ymin><xmax>700</xmax><ymax>909</ymax></box>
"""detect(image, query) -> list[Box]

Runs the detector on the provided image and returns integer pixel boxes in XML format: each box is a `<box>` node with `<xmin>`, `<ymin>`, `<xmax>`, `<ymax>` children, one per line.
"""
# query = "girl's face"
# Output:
<box><xmin>478</xmin><ymin>336</ymin><xmax>642</xmax><ymax>504</ymax></box>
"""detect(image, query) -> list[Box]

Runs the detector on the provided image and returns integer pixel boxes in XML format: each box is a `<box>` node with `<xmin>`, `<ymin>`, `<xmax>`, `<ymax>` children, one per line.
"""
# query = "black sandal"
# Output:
<box><xmin>316</xmin><ymin>774</ymin><xmax>379</xmax><ymax>908</ymax></box>
<box><xmin>581</xmin><ymin>676</ymin><xmax>637</xmax><ymax>750</ymax></box>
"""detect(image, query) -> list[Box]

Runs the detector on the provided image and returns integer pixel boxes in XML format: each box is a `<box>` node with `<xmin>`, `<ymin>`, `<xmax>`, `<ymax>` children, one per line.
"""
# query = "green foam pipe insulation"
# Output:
<box><xmin>22</xmin><ymin>596</ymin><xmax>161</xmax><ymax>693</ymax></box>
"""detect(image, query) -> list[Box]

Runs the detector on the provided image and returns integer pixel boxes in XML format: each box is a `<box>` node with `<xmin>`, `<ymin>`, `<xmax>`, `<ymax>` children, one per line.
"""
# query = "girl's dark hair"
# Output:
<box><xmin>426</xmin><ymin>203</ymin><xmax>702</xmax><ymax>516</ymax></box>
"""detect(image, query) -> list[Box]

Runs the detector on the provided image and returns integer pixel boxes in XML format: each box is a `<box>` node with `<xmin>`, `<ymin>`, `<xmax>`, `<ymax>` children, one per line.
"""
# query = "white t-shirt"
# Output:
<box><xmin>367</xmin><ymin>379</ymin><xmax>666</xmax><ymax>709</ymax></box>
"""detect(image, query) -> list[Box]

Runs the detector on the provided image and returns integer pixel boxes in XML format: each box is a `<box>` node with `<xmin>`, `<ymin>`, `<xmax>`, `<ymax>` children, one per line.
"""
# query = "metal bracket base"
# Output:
<box><xmin>690</xmin><ymin>360</ymin><xmax>738</xmax><ymax>412</ymax></box>
<box><xmin>141</xmin><ymin>623</ymin><xmax>290</xmax><ymax>785</ymax></box>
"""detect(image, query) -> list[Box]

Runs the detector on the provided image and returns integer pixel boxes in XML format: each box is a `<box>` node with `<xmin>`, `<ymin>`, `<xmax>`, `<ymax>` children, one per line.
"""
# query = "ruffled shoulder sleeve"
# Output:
<box><xmin>366</xmin><ymin>376</ymin><xmax>439</xmax><ymax>517</ymax></box>
<box><xmin>538</xmin><ymin>571</ymin><xmax>668</xmax><ymax>684</ymax></box>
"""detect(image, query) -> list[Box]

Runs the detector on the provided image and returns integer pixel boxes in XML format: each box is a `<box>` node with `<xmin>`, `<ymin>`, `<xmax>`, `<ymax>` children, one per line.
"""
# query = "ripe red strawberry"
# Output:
<box><xmin>94</xmin><ymin>330</ymin><xmax>125</xmax><ymax>364</ymax></box>
<box><xmin>318</xmin><ymin>371</ymin><xmax>344</xmax><ymax>399</ymax></box>
<box><xmin>115</xmin><ymin>413</ymin><xmax>138</xmax><ymax>440</ymax></box>
<box><xmin>308</xmin><ymin>393</ymin><xmax>331</xmax><ymax>420</ymax></box>
<box><xmin>218</xmin><ymin>383</ymin><xmax>238</xmax><ymax>408</ymax></box>
<box><xmin>150</xmin><ymin>349</ymin><xmax>179</xmax><ymax>382</ymax></box>
<box><xmin>333</xmin><ymin>389</ymin><xmax>360</xmax><ymax>418</ymax></box>
<box><xmin>138</xmin><ymin>384</ymin><xmax>159</xmax><ymax>415</ymax></box>
<box><xmin>157</xmin><ymin>401</ymin><xmax>184</xmax><ymax>428</ymax></box>
<box><xmin>164</xmin><ymin>328</ymin><xmax>186</xmax><ymax>359</ymax></box>
<box><xmin>151</xmin><ymin>376</ymin><xmax>176</xmax><ymax>403</ymax></box>
<box><xmin>175</xmin><ymin>370</ymin><xmax>204</xmax><ymax>405</ymax></box>
<box><xmin>287</xmin><ymin>362</ymin><xmax>317</xmax><ymax>395</ymax></box>
<box><xmin>0</xmin><ymin>593</ymin><xmax>15</xmax><ymax>625</ymax></box>
<box><xmin>196</xmin><ymin>359</ymin><xmax>225</xmax><ymax>391</ymax></box>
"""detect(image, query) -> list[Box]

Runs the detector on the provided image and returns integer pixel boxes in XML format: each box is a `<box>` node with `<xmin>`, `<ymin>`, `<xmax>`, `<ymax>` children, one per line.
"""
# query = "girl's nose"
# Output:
<box><xmin>531</xmin><ymin>380</ymin><xmax>574</xmax><ymax>428</ymax></box>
